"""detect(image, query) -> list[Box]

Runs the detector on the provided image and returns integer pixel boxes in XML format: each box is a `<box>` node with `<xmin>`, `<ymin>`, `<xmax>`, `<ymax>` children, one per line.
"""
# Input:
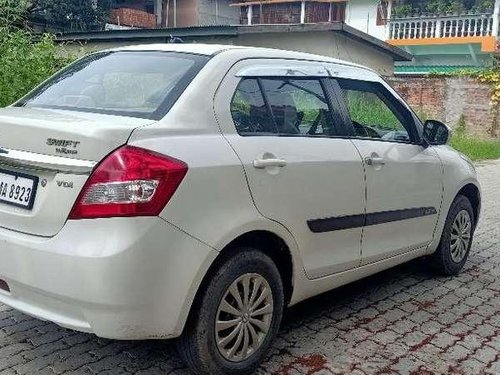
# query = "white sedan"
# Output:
<box><xmin>0</xmin><ymin>44</ymin><xmax>480</xmax><ymax>375</ymax></box>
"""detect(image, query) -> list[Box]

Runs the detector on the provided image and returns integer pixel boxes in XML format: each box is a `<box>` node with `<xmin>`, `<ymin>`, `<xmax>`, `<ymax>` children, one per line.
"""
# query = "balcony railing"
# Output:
<box><xmin>388</xmin><ymin>14</ymin><xmax>495</xmax><ymax>40</ymax></box>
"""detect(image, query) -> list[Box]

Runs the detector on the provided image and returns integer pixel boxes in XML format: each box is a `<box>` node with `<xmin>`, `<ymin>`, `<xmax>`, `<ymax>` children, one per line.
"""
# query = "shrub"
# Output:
<box><xmin>0</xmin><ymin>1</ymin><xmax>72</xmax><ymax>107</ymax></box>
<box><xmin>30</xmin><ymin>0</ymin><xmax>112</xmax><ymax>32</ymax></box>
<box><xmin>0</xmin><ymin>31</ymin><xmax>72</xmax><ymax>107</ymax></box>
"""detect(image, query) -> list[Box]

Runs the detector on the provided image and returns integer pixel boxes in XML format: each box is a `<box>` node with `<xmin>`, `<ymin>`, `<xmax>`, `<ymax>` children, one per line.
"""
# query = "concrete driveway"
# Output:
<box><xmin>1</xmin><ymin>160</ymin><xmax>499</xmax><ymax>375</ymax></box>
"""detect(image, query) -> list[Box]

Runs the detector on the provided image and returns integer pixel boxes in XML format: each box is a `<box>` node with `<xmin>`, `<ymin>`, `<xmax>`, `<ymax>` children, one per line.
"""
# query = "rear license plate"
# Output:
<box><xmin>0</xmin><ymin>169</ymin><xmax>38</xmax><ymax>210</ymax></box>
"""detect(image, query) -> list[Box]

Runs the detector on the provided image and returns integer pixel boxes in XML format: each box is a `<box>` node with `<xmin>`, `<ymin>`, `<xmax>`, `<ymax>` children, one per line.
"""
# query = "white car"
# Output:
<box><xmin>0</xmin><ymin>44</ymin><xmax>480</xmax><ymax>374</ymax></box>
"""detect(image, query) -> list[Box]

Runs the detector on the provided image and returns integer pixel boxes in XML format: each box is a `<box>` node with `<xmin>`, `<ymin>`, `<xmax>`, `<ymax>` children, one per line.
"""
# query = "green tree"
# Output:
<box><xmin>392</xmin><ymin>0</ymin><xmax>494</xmax><ymax>17</ymax></box>
<box><xmin>0</xmin><ymin>0</ymin><xmax>31</xmax><ymax>27</ymax></box>
<box><xmin>0</xmin><ymin>0</ymin><xmax>72</xmax><ymax>107</ymax></box>
<box><xmin>29</xmin><ymin>0</ymin><xmax>112</xmax><ymax>31</ymax></box>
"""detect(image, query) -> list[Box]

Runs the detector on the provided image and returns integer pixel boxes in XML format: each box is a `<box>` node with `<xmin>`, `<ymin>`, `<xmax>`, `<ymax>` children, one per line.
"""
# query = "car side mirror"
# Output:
<box><xmin>423</xmin><ymin>120</ymin><xmax>450</xmax><ymax>146</ymax></box>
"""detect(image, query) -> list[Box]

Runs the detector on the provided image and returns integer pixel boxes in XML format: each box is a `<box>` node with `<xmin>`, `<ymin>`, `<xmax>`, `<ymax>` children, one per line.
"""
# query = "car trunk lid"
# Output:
<box><xmin>0</xmin><ymin>107</ymin><xmax>154</xmax><ymax>237</ymax></box>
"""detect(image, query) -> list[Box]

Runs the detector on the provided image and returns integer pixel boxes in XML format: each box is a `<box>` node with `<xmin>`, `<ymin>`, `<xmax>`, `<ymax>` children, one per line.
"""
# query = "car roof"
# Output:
<box><xmin>109</xmin><ymin>43</ymin><xmax>371</xmax><ymax>72</ymax></box>
<box><xmin>111</xmin><ymin>43</ymin><xmax>242</xmax><ymax>55</ymax></box>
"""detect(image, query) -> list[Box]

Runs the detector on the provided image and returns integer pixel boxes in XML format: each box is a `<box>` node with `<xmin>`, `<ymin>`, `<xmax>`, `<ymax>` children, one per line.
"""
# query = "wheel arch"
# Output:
<box><xmin>220</xmin><ymin>230</ymin><xmax>294</xmax><ymax>305</ymax></box>
<box><xmin>456</xmin><ymin>183</ymin><xmax>481</xmax><ymax>228</ymax></box>
<box><xmin>182</xmin><ymin>230</ymin><xmax>295</xmax><ymax>335</ymax></box>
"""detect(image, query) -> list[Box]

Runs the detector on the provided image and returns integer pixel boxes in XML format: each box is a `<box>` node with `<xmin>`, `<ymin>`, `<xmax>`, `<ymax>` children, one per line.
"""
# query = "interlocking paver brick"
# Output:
<box><xmin>431</xmin><ymin>332</ymin><xmax>457</xmax><ymax>349</ymax></box>
<box><xmin>419</xmin><ymin>320</ymin><xmax>444</xmax><ymax>335</ymax></box>
<box><xmin>1</xmin><ymin>160</ymin><xmax>500</xmax><ymax>374</ymax></box>
<box><xmin>461</xmin><ymin>358</ymin><xmax>487</xmax><ymax>374</ymax></box>
<box><xmin>445</xmin><ymin>344</ymin><xmax>470</xmax><ymax>361</ymax></box>
<box><xmin>472</xmin><ymin>345</ymin><xmax>498</xmax><ymax>364</ymax></box>
<box><xmin>371</xmin><ymin>330</ymin><xmax>399</xmax><ymax>345</ymax></box>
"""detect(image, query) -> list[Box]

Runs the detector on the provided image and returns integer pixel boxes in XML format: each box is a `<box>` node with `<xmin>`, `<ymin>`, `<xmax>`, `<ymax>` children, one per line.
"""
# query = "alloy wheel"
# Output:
<box><xmin>215</xmin><ymin>273</ymin><xmax>274</xmax><ymax>362</ymax></box>
<box><xmin>450</xmin><ymin>209</ymin><xmax>472</xmax><ymax>263</ymax></box>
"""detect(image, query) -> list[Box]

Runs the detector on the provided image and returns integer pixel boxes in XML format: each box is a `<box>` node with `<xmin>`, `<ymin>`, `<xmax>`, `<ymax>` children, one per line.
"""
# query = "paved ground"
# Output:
<box><xmin>1</xmin><ymin>161</ymin><xmax>500</xmax><ymax>375</ymax></box>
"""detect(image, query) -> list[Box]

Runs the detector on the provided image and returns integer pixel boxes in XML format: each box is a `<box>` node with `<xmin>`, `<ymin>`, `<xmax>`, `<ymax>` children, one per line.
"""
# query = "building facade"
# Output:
<box><xmin>232</xmin><ymin>0</ymin><xmax>390</xmax><ymax>40</ymax></box>
<box><xmin>108</xmin><ymin>0</ymin><xmax>391</xmax><ymax>36</ymax></box>
<box><xmin>109</xmin><ymin>0</ymin><xmax>240</xmax><ymax>28</ymax></box>
<box><xmin>386</xmin><ymin>3</ymin><xmax>500</xmax><ymax>74</ymax></box>
<box><xmin>107</xmin><ymin>0</ymin><xmax>500</xmax><ymax>75</ymax></box>
<box><xmin>102</xmin><ymin>0</ymin><xmax>410</xmax><ymax>77</ymax></box>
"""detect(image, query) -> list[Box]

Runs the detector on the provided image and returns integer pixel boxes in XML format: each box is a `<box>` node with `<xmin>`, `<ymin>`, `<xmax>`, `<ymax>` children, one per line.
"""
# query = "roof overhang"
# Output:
<box><xmin>56</xmin><ymin>25</ymin><xmax>239</xmax><ymax>43</ymax></box>
<box><xmin>56</xmin><ymin>22</ymin><xmax>412</xmax><ymax>62</ymax></box>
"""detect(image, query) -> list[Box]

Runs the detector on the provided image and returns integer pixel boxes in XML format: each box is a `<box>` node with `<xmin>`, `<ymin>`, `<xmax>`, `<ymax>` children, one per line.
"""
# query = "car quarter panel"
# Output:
<box><xmin>130</xmin><ymin>132</ymin><xmax>297</xmax><ymax>250</ymax></box>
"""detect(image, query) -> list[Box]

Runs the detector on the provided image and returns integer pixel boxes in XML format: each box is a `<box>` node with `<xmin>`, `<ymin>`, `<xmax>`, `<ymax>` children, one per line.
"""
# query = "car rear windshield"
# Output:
<box><xmin>16</xmin><ymin>51</ymin><xmax>209</xmax><ymax>120</ymax></box>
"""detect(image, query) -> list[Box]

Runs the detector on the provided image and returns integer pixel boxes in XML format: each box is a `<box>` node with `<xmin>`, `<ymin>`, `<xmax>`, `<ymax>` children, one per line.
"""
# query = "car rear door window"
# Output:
<box><xmin>231</xmin><ymin>79</ymin><xmax>277</xmax><ymax>135</ymax></box>
<box><xmin>336</xmin><ymin>78</ymin><xmax>415</xmax><ymax>143</ymax></box>
<box><xmin>230</xmin><ymin>78</ymin><xmax>339</xmax><ymax>137</ymax></box>
<box><xmin>260</xmin><ymin>78</ymin><xmax>336</xmax><ymax>136</ymax></box>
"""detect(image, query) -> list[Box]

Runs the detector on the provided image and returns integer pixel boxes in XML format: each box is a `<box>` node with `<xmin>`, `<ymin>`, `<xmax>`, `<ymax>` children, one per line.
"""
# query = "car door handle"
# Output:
<box><xmin>253</xmin><ymin>158</ymin><xmax>287</xmax><ymax>169</ymax></box>
<box><xmin>364</xmin><ymin>156</ymin><xmax>385</xmax><ymax>166</ymax></box>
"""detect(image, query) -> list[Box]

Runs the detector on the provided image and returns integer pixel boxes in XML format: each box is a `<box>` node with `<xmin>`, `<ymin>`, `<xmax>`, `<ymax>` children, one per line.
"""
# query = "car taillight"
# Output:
<box><xmin>68</xmin><ymin>145</ymin><xmax>188</xmax><ymax>219</ymax></box>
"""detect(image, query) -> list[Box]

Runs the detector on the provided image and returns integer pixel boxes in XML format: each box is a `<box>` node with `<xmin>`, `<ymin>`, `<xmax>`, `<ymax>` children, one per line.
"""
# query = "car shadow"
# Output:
<box><xmin>282</xmin><ymin>257</ymin><xmax>434</xmax><ymax>327</ymax></box>
<box><xmin>2</xmin><ymin>257</ymin><xmax>438</xmax><ymax>374</ymax></box>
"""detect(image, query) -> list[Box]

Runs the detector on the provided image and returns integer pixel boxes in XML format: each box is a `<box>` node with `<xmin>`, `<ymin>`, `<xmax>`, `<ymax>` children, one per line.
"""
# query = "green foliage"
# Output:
<box><xmin>392</xmin><ymin>0</ymin><xmax>494</xmax><ymax>17</ymax></box>
<box><xmin>344</xmin><ymin>91</ymin><xmax>402</xmax><ymax>130</ymax></box>
<box><xmin>30</xmin><ymin>0</ymin><xmax>112</xmax><ymax>31</ymax></box>
<box><xmin>473</xmin><ymin>0</ymin><xmax>495</xmax><ymax>12</ymax></box>
<box><xmin>451</xmin><ymin>135</ymin><xmax>500</xmax><ymax>160</ymax></box>
<box><xmin>0</xmin><ymin>2</ymin><xmax>73</xmax><ymax>107</ymax></box>
<box><xmin>0</xmin><ymin>0</ymin><xmax>30</xmax><ymax>27</ymax></box>
<box><xmin>392</xmin><ymin>3</ymin><xmax>416</xmax><ymax>17</ymax></box>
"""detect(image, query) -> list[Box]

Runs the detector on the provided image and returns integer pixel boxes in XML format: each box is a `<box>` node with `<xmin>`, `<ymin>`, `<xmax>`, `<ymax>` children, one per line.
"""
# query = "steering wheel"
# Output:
<box><xmin>364</xmin><ymin>126</ymin><xmax>382</xmax><ymax>138</ymax></box>
<box><xmin>352</xmin><ymin>121</ymin><xmax>382</xmax><ymax>138</ymax></box>
<box><xmin>352</xmin><ymin>121</ymin><xmax>369</xmax><ymax>137</ymax></box>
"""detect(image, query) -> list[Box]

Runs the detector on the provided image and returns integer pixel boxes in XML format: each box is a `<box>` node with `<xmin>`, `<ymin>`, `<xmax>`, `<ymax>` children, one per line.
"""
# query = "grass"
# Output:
<box><xmin>450</xmin><ymin>136</ymin><xmax>500</xmax><ymax>161</ymax></box>
<box><xmin>345</xmin><ymin>91</ymin><xmax>401</xmax><ymax>131</ymax></box>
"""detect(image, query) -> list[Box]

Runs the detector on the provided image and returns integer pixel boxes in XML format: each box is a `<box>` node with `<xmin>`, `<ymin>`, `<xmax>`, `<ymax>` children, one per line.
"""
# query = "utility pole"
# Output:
<box><xmin>493</xmin><ymin>0</ymin><xmax>500</xmax><ymax>38</ymax></box>
<box><xmin>154</xmin><ymin>0</ymin><xmax>163</xmax><ymax>27</ymax></box>
<box><xmin>174</xmin><ymin>0</ymin><xmax>177</xmax><ymax>27</ymax></box>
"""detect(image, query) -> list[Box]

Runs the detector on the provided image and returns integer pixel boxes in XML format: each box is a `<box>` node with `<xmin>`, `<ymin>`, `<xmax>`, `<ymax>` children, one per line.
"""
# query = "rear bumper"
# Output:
<box><xmin>0</xmin><ymin>217</ymin><xmax>217</xmax><ymax>339</ymax></box>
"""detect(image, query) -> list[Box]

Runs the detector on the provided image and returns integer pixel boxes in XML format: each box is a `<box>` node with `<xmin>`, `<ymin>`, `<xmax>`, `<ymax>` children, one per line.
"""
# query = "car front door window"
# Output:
<box><xmin>336</xmin><ymin>78</ymin><xmax>414</xmax><ymax>143</ymax></box>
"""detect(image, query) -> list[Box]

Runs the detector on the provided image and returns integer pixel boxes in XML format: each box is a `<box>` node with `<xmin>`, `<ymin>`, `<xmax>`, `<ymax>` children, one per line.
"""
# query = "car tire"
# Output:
<box><xmin>431</xmin><ymin>194</ymin><xmax>475</xmax><ymax>276</ymax></box>
<box><xmin>177</xmin><ymin>248</ymin><xmax>284</xmax><ymax>375</ymax></box>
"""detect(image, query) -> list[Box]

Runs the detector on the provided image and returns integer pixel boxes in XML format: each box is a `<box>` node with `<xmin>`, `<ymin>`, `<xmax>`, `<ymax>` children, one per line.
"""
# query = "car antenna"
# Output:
<box><xmin>168</xmin><ymin>35</ymin><xmax>184</xmax><ymax>44</ymax></box>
